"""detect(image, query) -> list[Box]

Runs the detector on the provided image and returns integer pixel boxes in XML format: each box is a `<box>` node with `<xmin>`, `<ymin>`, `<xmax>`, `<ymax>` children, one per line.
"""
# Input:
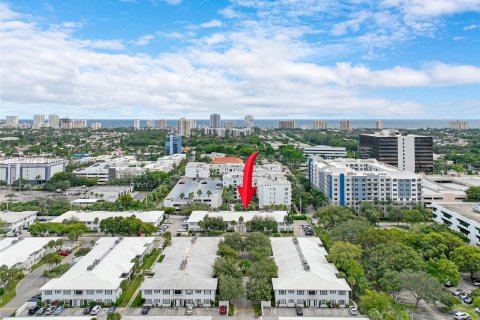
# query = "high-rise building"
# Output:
<box><xmin>339</xmin><ymin>120</ymin><xmax>352</xmax><ymax>132</ymax></box>
<box><xmin>309</xmin><ymin>157</ymin><xmax>422</xmax><ymax>208</ymax></box>
<box><xmin>33</xmin><ymin>114</ymin><xmax>45</xmax><ymax>129</ymax></box>
<box><xmin>359</xmin><ymin>129</ymin><xmax>433</xmax><ymax>172</ymax></box>
<box><xmin>278</xmin><ymin>120</ymin><xmax>296</xmax><ymax>129</ymax></box>
<box><xmin>210</xmin><ymin>113</ymin><xmax>221</xmax><ymax>128</ymax></box>
<box><xmin>133</xmin><ymin>119</ymin><xmax>141</xmax><ymax>130</ymax></box>
<box><xmin>48</xmin><ymin>114</ymin><xmax>59</xmax><ymax>129</ymax></box>
<box><xmin>177</xmin><ymin>118</ymin><xmax>196</xmax><ymax>137</ymax></box>
<box><xmin>72</xmin><ymin>120</ymin><xmax>87</xmax><ymax>129</ymax></box>
<box><xmin>224</xmin><ymin>120</ymin><xmax>235</xmax><ymax>129</ymax></box>
<box><xmin>165</xmin><ymin>134</ymin><xmax>182</xmax><ymax>155</ymax></box>
<box><xmin>156</xmin><ymin>119</ymin><xmax>167</xmax><ymax>129</ymax></box>
<box><xmin>59</xmin><ymin>118</ymin><xmax>71</xmax><ymax>129</ymax></box>
<box><xmin>91</xmin><ymin>122</ymin><xmax>102</xmax><ymax>130</ymax></box>
<box><xmin>245</xmin><ymin>115</ymin><xmax>254</xmax><ymax>128</ymax></box>
<box><xmin>312</xmin><ymin>120</ymin><xmax>327</xmax><ymax>130</ymax></box>
<box><xmin>5</xmin><ymin>116</ymin><xmax>18</xmax><ymax>128</ymax></box>
<box><xmin>449</xmin><ymin>120</ymin><xmax>470</xmax><ymax>130</ymax></box>
<box><xmin>375</xmin><ymin>120</ymin><xmax>384</xmax><ymax>130</ymax></box>
<box><xmin>146</xmin><ymin>120</ymin><xmax>155</xmax><ymax>129</ymax></box>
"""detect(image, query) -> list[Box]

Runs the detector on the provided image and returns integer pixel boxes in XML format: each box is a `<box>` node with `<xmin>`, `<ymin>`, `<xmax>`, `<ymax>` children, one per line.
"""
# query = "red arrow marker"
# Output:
<box><xmin>238</xmin><ymin>151</ymin><xmax>259</xmax><ymax>209</ymax></box>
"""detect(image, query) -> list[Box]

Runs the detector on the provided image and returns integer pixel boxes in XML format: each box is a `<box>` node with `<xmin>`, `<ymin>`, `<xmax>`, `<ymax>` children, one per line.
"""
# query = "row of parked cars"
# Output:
<box><xmin>28</xmin><ymin>305</ymin><xmax>64</xmax><ymax>316</ymax></box>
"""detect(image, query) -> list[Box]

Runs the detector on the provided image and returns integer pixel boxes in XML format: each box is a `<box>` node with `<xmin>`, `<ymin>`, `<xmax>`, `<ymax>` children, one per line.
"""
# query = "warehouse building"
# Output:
<box><xmin>40</xmin><ymin>237</ymin><xmax>155</xmax><ymax>306</ymax></box>
<box><xmin>0</xmin><ymin>157</ymin><xmax>67</xmax><ymax>185</ymax></box>
<box><xmin>140</xmin><ymin>237</ymin><xmax>219</xmax><ymax>307</ymax></box>
<box><xmin>271</xmin><ymin>237</ymin><xmax>351</xmax><ymax>308</ymax></box>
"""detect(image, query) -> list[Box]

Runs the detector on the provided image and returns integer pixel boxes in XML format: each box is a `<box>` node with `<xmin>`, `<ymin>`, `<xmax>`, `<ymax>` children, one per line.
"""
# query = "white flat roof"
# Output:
<box><xmin>0</xmin><ymin>211</ymin><xmax>37</xmax><ymax>223</ymax></box>
<box><xmin>49</xmin><ymin>211</ymin><xmax>164</xmax><ymax>224</ymax></box>
<box><xmin>41</xmin><ymin>237</ymin><xmax>154</xmax><ymax>290</ymax></box>
<box><xmin>271</xmin><ymin>237</ymin><xmax>351</xmax><ymax>291</ymax></box>
<box><xmin>187</xmin><ymin>211</ymin><xmax>288</xmax><ymax>223</ymax></box>
<box><xmin>0</xmin><ymin>237</ymin><xmax>59</xmax><ymax>268</ymax></box>
<box><xmin>141</xmin><ymin>237</ymin><xmax>219</xmax><ymax>291</ymax></box>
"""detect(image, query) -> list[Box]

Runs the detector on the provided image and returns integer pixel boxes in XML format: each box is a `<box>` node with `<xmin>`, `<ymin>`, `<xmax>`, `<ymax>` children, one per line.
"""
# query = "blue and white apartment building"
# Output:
<box><xmin>308</xmin><ymin>157</ymin><xmax>422</xmax><ymax>208</ymax></box>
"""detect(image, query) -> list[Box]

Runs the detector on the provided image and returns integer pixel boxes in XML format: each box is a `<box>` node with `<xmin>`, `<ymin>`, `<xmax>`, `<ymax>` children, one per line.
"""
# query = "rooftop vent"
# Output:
<box><xmin>180</xmin><ymin>258</ymin><xmax>188</xmax><ymax>270</ymax></box>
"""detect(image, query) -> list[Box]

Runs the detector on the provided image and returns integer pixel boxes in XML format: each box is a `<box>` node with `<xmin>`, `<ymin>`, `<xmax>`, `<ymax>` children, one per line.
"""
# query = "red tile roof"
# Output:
<box><xmin>212</xmin><ymin>156</ymin><xmax>244</xmax><ymax>164</ymax></box>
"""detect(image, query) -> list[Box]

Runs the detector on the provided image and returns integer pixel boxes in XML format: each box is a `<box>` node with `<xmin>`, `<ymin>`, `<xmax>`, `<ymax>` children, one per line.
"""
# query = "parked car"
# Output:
<box><xmin>141</xmin><ymin>306</ymin><xmax>151</xmax><ymax>315</ymax></box>
<box><xmin>44</xmin><ymin>306</ymin><xmax>57</xmax><ymax>315</ymax></box>
<box><xmin>28</xmin><ymin>305</ymin><xmax>40</xmax><ymax>315</ymax></box>
<box><xmin>90</xmin><ymin>305</ymin><xmax>101</xmax><ymax>315</ymax></box>
<box><xmin>444</xmin><ymin>279</ymin><xmax>453</xmax><ymax>287</ymax></box>
<box><xmin>35</xmin><ymin>307</ymin><xmax>46</xmax><ymax>316</ymax></box>
<box><xmin>304</xmin><ymin>229</ymin><xmax>314</xmax><ymax>236</ymax></box>
<box><xmin>459</xmin><ymin>292</ymin><xmax>469</xmax><ymax>300</ymax></box>
<box><xmin>185</xmin><ymin>306</ymin><xmax>194</xmax><ymax>315</ymax></box>
<box><xmin>219</xmin><ymin>305</ymin><xmax>227</xmax><ymax>315</ymax></box>
<box><xmin>463</xmin><ymin>295</ymin><xmax>473</xmax><ymax>305</ymax></box>
<box><xmin>58</xmin><ymin>251</ymin><xmax>69</xmax><ymax>256</ymax></box>
<box><xmin>453</xmin><ymin>288</ymin><xmax>464</xmax><ymax>296</ymax></box>
<box><xmin>295</xmin><ymin>304</ymin><xmax>303</xmax><ymax>316</ymax></box>
<box><xmin>53</xmin><ymin>306</ymin><xmax>65</xmax><ymax>315</ymax></box>
<box><xmin>453</xmin><ymin>311</ymin><xmax>470</xmax><ymax>320</ymax></box>
<box><xmin>83</xmin><ymin>306</ymin><xmax>93</xmax><ymax>314</ymax></box>
<box><xmin>28</xmin><ymin>294</ymin><xmax>42</xmax><ymax>302</ymax></box>
<box><xmin>349</xmin><ymin>305</ymin><xmax>358</xmax><ymax>315</ymax></box>
<box><xmin>474</xmin><ymin>307</ymin><xmax>480</xmax><ymax>314</ymax></box>
<box><xmin>107</xmin><ymin>306</ymin><xmax>117</xmax><ymax>314</ymax></box>
<box><xmin>472</xmin><ymin>278</ymin><xmax>480</xmax><ymax>286</ymax></box>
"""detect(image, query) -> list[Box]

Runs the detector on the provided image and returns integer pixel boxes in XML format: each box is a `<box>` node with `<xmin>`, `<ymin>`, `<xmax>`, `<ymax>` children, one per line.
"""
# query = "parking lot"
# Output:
<box><xmin>293</xmin><ymin>220</ymin><xmax>315</xmax><ymax>237</ymax></box>
<box><xmin>263</xmin><ymin>306</ymin><xmax>354</xmax><ymax>318</ymax></box>
<box><xmin>121</xmin><ymin>306</ymin><xmax>230</xmax><ymax>318</ymax></box>
<box><xmin>160</xmin><ymin>214</ymin><xmax>188</xmax><ymax>236</ymax></box>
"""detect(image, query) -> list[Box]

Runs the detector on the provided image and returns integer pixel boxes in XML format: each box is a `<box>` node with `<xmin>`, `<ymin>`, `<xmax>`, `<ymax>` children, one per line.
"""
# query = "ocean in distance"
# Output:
<box><xmin>18</xmin><ymin>119</ymin><xmax>480</xmax><ymax>129</ymax></box>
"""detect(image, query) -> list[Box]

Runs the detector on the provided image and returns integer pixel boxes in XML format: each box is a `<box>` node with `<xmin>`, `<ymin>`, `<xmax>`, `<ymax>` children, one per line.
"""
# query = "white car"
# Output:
<box><xmin>349</xmin><ymin>305</ymin><xmax>358</xmax><ymax>315</ymax></box>
<box><xmin>90</xmin><ymin>305</ymin><xmax>101</xmax><ymax>315</ymax></box>
<box><xmin>453</xmin><ymin>311</ymin><xmax>470</xmax><ymax>320</ymax></box>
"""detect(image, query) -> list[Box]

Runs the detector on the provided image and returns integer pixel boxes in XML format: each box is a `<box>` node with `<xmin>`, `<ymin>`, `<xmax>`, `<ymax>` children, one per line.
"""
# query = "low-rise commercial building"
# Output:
<box><xmin>0</xmin><ymin>237</ymin><xmax>59</xmax><ymax>270</ymax></box>
<box><xmin>309</xmin><ymin>157</ymin><xmax>422</xmax><ymax>208</ymax></box>
<box><xmin>0</xmin><ymin>211</ymin><xmax>37</xmax><ymax>233</ymax></box>
<box><xmin>141</xmin><ymin>237</ymin><xmax>219</xmax><ymax>307</ymax></box>
<box><xmin>271</xmin><ymin>237</ymin><xmax>351</xmax><ymax>308</ymax></box>
<box><xmin>0</xmin><ymin>157</ymin><xmax>67</xmax><ymax>185</ymax></box>
<box><xmin>302</xmin><ymin>145</ymin><xmax>347</xmax><ymax>159</ymax></box>
<box><xmin>40</xmin><ymin>237</ymin><xmax>154</xmax><ymax>306</ymax></box>
<box><xmin>432</xmin><ymin>202</ymin><xmax>480</xmax><ymax>245</ymax></box>
<box><xmin>186</xmin><ymin>211</ymin><xmax>292</xmax><ymax>232</ymax></box>
<box><xmin>49</xmin><ymin>211</ymin><xmax>164</xmax><ymax>231</ymax></box>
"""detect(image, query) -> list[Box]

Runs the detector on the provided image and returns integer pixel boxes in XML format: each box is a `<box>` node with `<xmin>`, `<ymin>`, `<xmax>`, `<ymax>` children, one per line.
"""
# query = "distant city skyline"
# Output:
<box><xmin>0</xmin><ymin>1</ymin><xmax>479</xmax><ymax>119</ymax></box>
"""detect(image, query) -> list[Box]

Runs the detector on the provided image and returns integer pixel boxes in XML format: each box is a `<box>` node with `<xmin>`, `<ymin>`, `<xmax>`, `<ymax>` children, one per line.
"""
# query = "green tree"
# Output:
<box><xmin>328</xmin><ymin>242</ymin><xmax>362</xmax><ymax>266</ymax></box>
<box><xmin>401</xmin><ymin>210</ymin><xmax>425</xmax><ymax>225</ymax></box>
<box><xmin>358</xmin><ymin>289</ymin><xmax>393</xmax><ymax>314</ymax></box>
<box><xmin>163</xmin><ymin>231</ymin><xmax>172</xmax><ymax>248</ymax></box>
<box><xmin>248</xmin><ymin>259</ymin><xmax>278</xmax><ymax>279</ymax></box>
<box><xmin>44</xmin><ymin>252</ymin><xmax>62</xmax><ymax>270</ymax></box>
<box><xmin>107</xmin><ymin>312</ymin><xmax>122</xmax><ymax>320</ymax></box>
<box><xmin>218</xmin><ymin>275</ymin><xmax>244</xmax><ymax>302</ymax></box>
<box><xmin>359</xmin><ymin>202</ymin><xmax>382</xmax><ymax>226</ymax></box>
<box><xmin>214</xmin><ymin>257</ymin><xmax>242</xmax><ymax>278</ymax></box>
<box><xmin>246</xmin><ymin>216</ymin><xmax>278</xmax><ymax>233</ymax></box>
<box><xmin>379</xmin><ymin>271</ymin><xmax>402</xmax><ymax>296</ymax></box>
<box><xmin>316</xmin><ymin>206</ymin><xmax>356</xmax><ymax>230</ymax></box>
<box><xmin>426</xmin><ymin>258</ymin><xmax>461</xmax><ymax>286</ymax></box>
<box><xmin>396</xmin><ymin>270</ymin><xmax>445</xmax><ymax>307</ymax></box>
<box><xmin>239</xmin><ymin>259</ymin><xmax>252</xmax><ymax>274</ymax></box>
<box><xmin>218</xmin><ymin>242</ymin><xmax>240</xmax><ymax>260</ymax></box>
<box><xmin>451</xmin><ymin>245</ymin><xmax>480</xmax><ymax>278</ymax></box>
<box><xmin>330</xmin><ymin>218</ymin><xmax>371</xmax><ymax>244</ymax></box>
<box><xmin>0</xmin><ymin>219</ymin><xmax>8</xmax><ymax>235</ymax></box>
<box><xmin>246</xmin><ymin>277</ymin><xmax>272</xmax><ymax>305</ymax></box>
<box><xmin>223</xmin><ymin>233</ymin><xmax>244</xmax><ymax>252</ymax></box>
<box><xmin>244</xmin><ymin>232</ymin><xmax>270</xmax><ymax>252</ymax></box>
<box><xmin>198</xmin><ymin>215</ymin><xmax>227</xmax><ymax>232</ymax></box>
<box><xmin>465</xmin><ymin>186</ymin><xmax>480</xmax><ymax>201</ymax></box>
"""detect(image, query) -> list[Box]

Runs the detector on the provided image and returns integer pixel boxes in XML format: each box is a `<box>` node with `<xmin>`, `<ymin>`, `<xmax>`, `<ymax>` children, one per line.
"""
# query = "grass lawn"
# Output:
<box><xmin>0</xmin><ymin>276</ymin><xmax>24</xmax><ymax>307</ymax></box>
<box><xmin>141</xmin><ymin>249</ymin><xmax>160</xmax><ymax>270</ymax></box>
<box><xmin>119</xmin><ymin>276</ymin><xmax>143</xmax><ymax>307</ymax></box>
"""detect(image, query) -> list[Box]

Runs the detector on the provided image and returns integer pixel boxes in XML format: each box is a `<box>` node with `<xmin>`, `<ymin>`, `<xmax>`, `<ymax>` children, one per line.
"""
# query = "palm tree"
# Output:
<box><xmin>197</xmin><ymin>189</ymin><xmax>202</xmax><ymax>197</ymax></box>
<box><xmin>44</xmin><ymin>253</ymin><xmax>61</xmax><ymax>270</ymax></box>
<box><xmin>179</xmin><ymin>193</ymin><xmax>185</xmax><ymax>200</ymax></box>
<box><xmin>206</xmin><ymin>190</ymin><xmax>212</xmax><ymax>198</ymax></box>
<box><xmin>188</xmin><ymin>192</ymin><xmax>194</xmax><ymax>199</ymax></box>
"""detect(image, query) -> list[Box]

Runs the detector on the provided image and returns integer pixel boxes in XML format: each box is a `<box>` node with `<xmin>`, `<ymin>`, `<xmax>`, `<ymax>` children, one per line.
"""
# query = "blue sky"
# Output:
<box><xmin>0</xmin><ymin>0</ymin><xmax>479</xmax><ymax>119</ymax></box>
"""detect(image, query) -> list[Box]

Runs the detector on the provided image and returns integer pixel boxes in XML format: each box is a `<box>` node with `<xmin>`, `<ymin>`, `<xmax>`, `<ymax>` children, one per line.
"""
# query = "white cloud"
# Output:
<box><xmin>133</xmin><ymin>34</ymin><xmax>155</xmax><ymax>46</ymax></box>
<box><xmin>199</xmin><ymin>19</ymin><xmax>223</xmax><ymax>28</ymax></box>
<box><xmin>164</xmin><ymin>0</ymin><xmax>182</xmax><ymax>5</ymax></box>
<box><xmin>383</xmin><ymin>0</ymin><xmax>480</xmax><ymax>17</ymax></box>
<box><xmin>464</xmin><ymin>24</ymin><xmax>479</xmax><ymax>30</ymax></box>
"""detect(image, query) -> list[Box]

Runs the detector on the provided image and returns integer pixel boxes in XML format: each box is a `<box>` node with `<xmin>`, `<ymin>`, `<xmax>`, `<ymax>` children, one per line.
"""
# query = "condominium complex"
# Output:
<box><xmin>302</xmin><ymin>145</ymin><xmax>347</xmax><ymax>159</ymax></box>
<box><xmin>449</xmin><ymin>120</ymin><xmax>470</xmax><ymax>130</ymax></box>
<box><xmin>134</xmin><ymin>119</ymin><xmax>141</xmax><ymax>130</ymax></box>
<box><xmin>156</xmin><ymin>119</ymin><xmax>167</xmax><ymax>129</ymax></box>
<box><xmin>375</xmin><ymin>120</ymin><xmax>384</xmax><ymax>130</ymax></box>
<box><xmin>48</xmin><ymin>114</ymin><xmax>60</xmax><ymax>129</ymax></box>
<box><xmin>141</xmin><ymin>237</ymin><xmax>219</xmax><ymax>307</ymax></box>
<box><xmin>186</xmin><ymin>211</ymin><xmax>292</xmax><ymax>232</ymax></box>
<box><xmin>0</xmin><ymin>237</ymin><xmax>59</xmax><ymax>270</ymax></box>
<box><xmin>32</xmin><ymin>114</ymin><xmax>45</xmax><ymax>129</ymax></box>
<box><xmin>0</xmin><ymin>157</ymin><xmax>67</xmax><ymax>185</ymax></box>
<box><xmin>432</xmin><ymin>202</ymin><xmax>480</xmax><ymax>245</ymax></box>
<box><xmin>40</xmin><ymin>237</ymin><xmax>155</xmax><ymax>306</ymax></box>
<box><xmin>279</xmin><ymin>120</ymin><xmax>296</xmax><ymax>129</ymax></box>
<box><xmin>163</xmin><ymin>178</ymin><xmax>223</xmax><ymax>209</ymax></box>
<box><xmin>5</xmin><ymin>116</ymin><xmax>18</xmax><ymax>128</ymax></box>
<box><xmin>203</xmin><ymin>127</ymin><xmax>252</xmax><ymax>137</ymax></box>
<box><xmin>271</xmin><ymin>237</ymin><xmax>351</xmax><ymax>308</ymax></box>
<box><xmin>312</xmin><ymin>120</ymin><xmax>327</xmax><ymax>130</ymax></box>
<box><xmin>177</xmin><ymin>118</ymin><xmax>196</xmax><ymax>137</ymax></box>
<box><xmin>339</xmin><ymin>120</ymin><xmax>352</xmax><ymax>132</ymax></box>
<box><xmin>309</xmin><ymin>157</ymin><xmax>422</xmax><ymax>207</ymax></box>
<box><xmin>245</xmin><ymin>115</ymin><xmax>254</xmax><ymax>128</ymax></box>
<box><xmin>90</xmin><ymin>122</ymin><xmax>102</xmax><ymax>130</ymax></box>
<box><xmin>223</xmin><ymin>120</ymin><xmax>235</xmax><ymax>129</ymax></box>
<box><xmin>0</xmin><ymin>211</ymin><xmax>37</xmax><ymax>233</ymax></box>
<box><xmin>165</xmin><ymin>134</ymin><xmax>182</xmax><ymax>155</ymax></box>
<box><xmin>210</xmin><ymin>113</ymin><xmax>221</xmax><ymax>128</ymax></box>
<box><xmin>359</xmin><ymin>129</ymin><xmax>433</xmax><ymax>172</ymax></box>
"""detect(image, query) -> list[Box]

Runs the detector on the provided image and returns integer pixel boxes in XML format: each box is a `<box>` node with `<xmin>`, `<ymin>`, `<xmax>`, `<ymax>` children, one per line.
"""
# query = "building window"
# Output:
<box><xmin>297</xmin><ymin>290</ymin><xmax>304</xmax><ymax>295</ymax></box>
<box><xmin>204</xmin><ymin>299</ymin><xmax>211</xmax><ymax>305</ymax></box>
<box><xmin>195</xmin><ymin>290</ymin><xmax>202</xmax><ymax>294</ymax></box>
<box><xmin>279</xmin><ymin>290</ymin><xmax>286</xmax><ymax>295</ymax></box>
<box><xmin>319</xmin><ymin>290</ymin><xmax>327</xmax><ymax>295</ymax></box>
<box><xmin>329</xmin><ymin>290</ymin><xmax>337</xmax><ymax>294</ymax></box>
<box><xmin>86</xmin><ymin>290</ymin><xmax>94</xmax><ymax>295</ymax></box>
<box><xmin>163</xmin><ymin>290</ymin><xmax>170</xmax><ymax>294</ymax></box>
<box><xmin>96</xmin><ymin>290</ymin><xmax>103</xmax><ymax>294</ymax></box>
<box><xmin>174</xmin><ymin>290</ymin><xmax>182</xmax><ymax>295</ymax></box>
<box><xmin>105</xmin><ymin>290</ymin><xmax>113</xmax><ymax>295</ymax></box>
<box><xmin>163</xmin><ymin>299</ymin><xmax>170</xmax><ymax>304</ymax></box>
<box><xmin>308</xmin><ymin>290</ymin><xmax>315</xmax><ymax>295</ymax></box>
<box><xmin>63</xmin><ymin>290</ymin><xmax>71</xmax><ymax>295</ymax></box>
<box><xmin>144</xmin><ymin>290</ymin><xmax>152</xmax><ymax>295</ymax></box>
<box><xmin>339</xmin><ymin>290</ymin><xmax>347</xmax><ymax>295</ymax></box>
<box><xmin>279</xmin><ymin>299</ymin><xmax>286</xmax><ymax>305</ymax></box>
<box><xmin>186</xmin><ymin>290</ymin><xmax>193</xmax><ymax>295</ymax></box>
<box><xmin>74</xmin><ymin>290</ymin><xmax>83</xmax><ymax>295</ymax></box>
<box><xmin>54</xmin><ymin>290</ymin><xmax>61</xmax><ymax>294</ymax></box>
<box><xmin>205</xmin><ymin>290</ymin><xmax>212</xmax><ymax>295</ymax></box>
<box><xmin>288</xmin><ymin>290</ymin><xmax>295</xmax><ymax>294</ymax></box>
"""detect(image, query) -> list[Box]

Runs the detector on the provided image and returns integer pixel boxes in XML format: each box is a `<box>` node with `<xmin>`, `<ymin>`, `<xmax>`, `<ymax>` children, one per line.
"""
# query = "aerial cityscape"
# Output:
<box><xmin>0</xmin><ymin>1</ymin><xmax>480</xmax><ymax>320</ymax></box>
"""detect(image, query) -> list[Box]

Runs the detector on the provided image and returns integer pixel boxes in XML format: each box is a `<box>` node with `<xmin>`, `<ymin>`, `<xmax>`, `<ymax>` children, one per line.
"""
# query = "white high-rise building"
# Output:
<box><xmin>48</xmin><ymin>114</ymin><xmax>60</xmax><ymax>129</ymax></box>
<box><xmin>449</xmin><ymin>120</ymin><xmax>470</xmax><ymax>130</ymax></box>
<box><xmin>33</xmin><ymin>114</ymin><xmax>45</xmax><ymax>129</ymax></box>
<box><xmin>177</xmin><ymin>118</ymin><xmax>196</xmax><ymax>137</ymax></box>
<box><xmin>90</xmin><ymin>122</ymin><xmax>102</xmax><ymax>130</ymax></box>
<box><xmin>224</xmin><ymin>120</ymin><xmax>235</xmax><ymax>129</ymax></box>
<box><xmin>134</xmin><ymin>119</ymin><xmax>141</xmax><ymax>130</ymax></box>
<box><xmin>312</xmin><ymin>120</ymin><xmax>327</xmax><ymax>130</ymax></box>
<box><xmin>339</xmin><ymin>120</ymin><xmax>352</xmax><ymax>132</ymax></box>
<box><xmin>210</xmin><ymin>113</ymin><xmax>221</xmax><ymax>128</ymax></box>
<box><xmin>245</xmin><ymin>115</ymin><xmax>254</xmax><ymax>128</ymax></box>
<box><xmin>375</xmin><ymin>120</ymin><xmax>384</xmax><ymax>130</ymax></box>
<box><xmin>5</xmin><ymin>116</ymin><xmax>18</xmax><ymax>128</ymax></box>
